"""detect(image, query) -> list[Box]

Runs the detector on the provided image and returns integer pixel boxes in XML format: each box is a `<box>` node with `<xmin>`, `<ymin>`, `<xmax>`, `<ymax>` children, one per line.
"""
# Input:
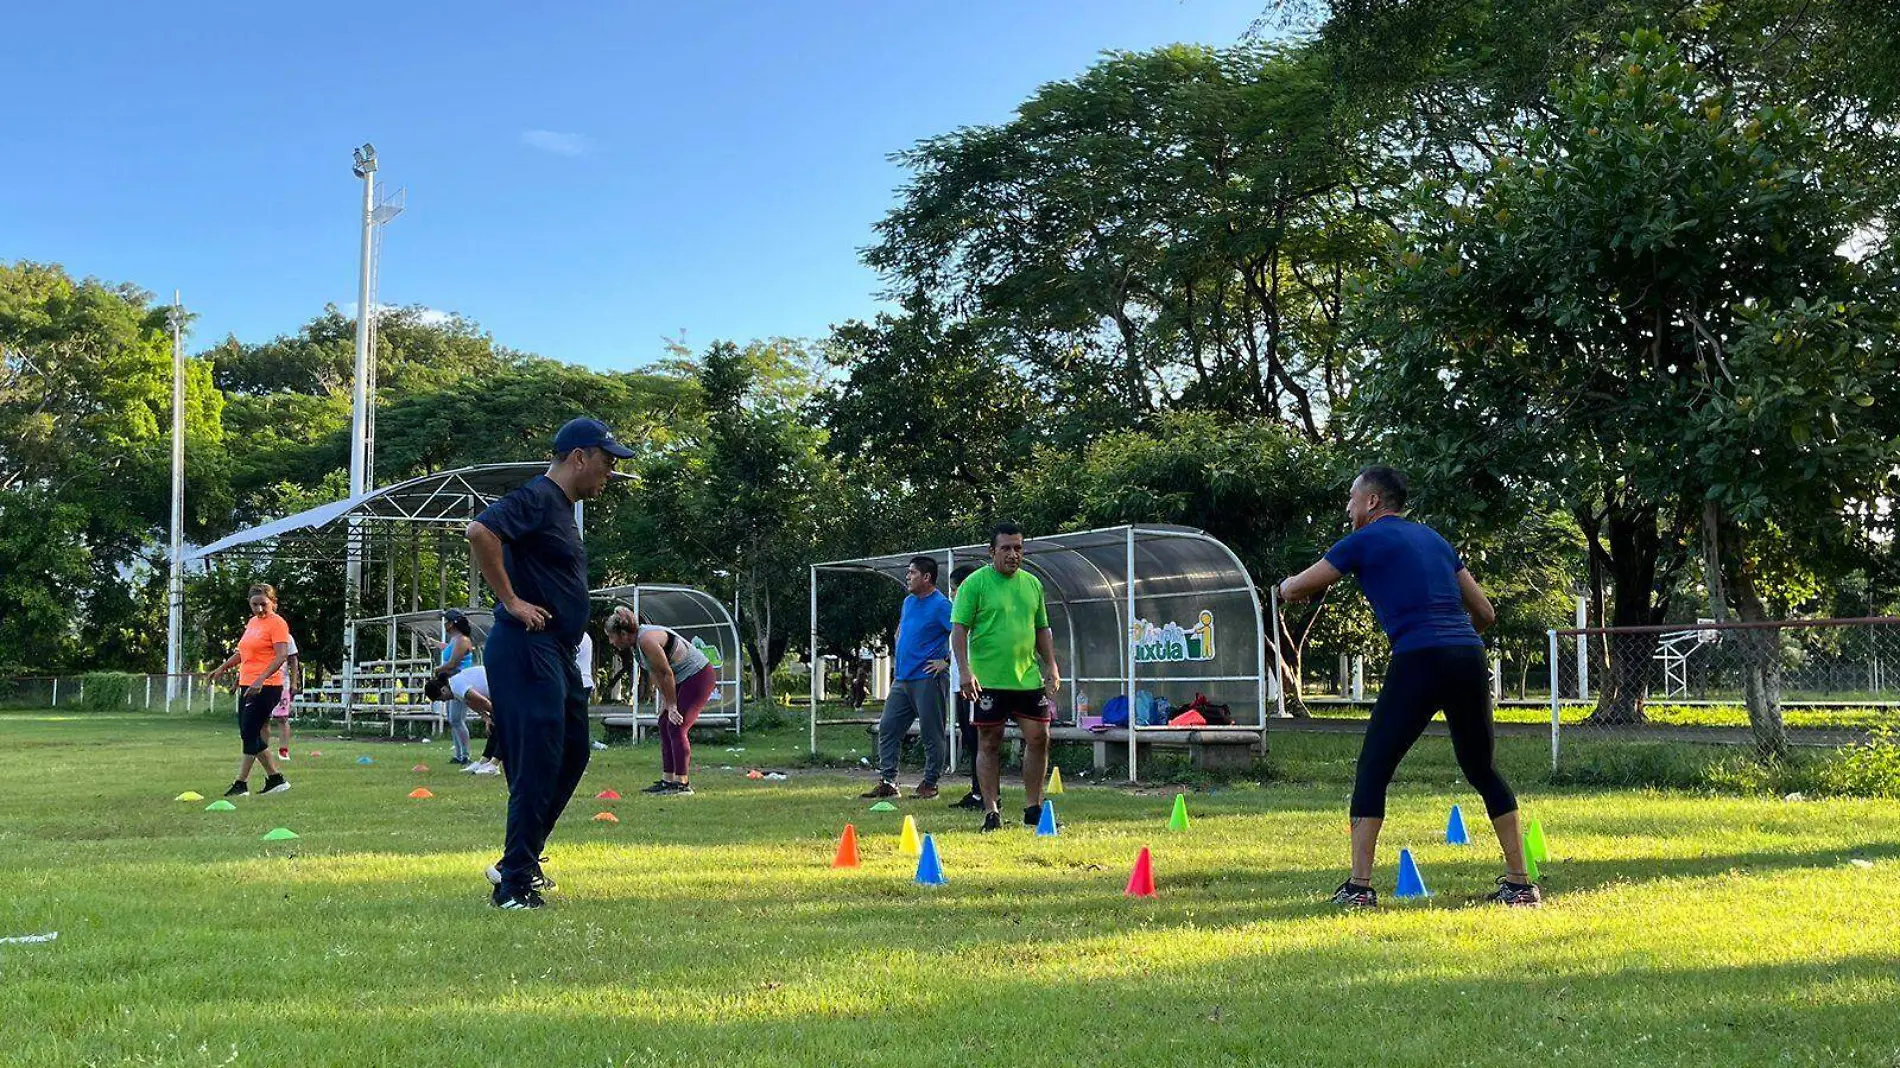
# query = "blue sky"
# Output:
<box><xmin>1</xmin><ymin>1</ymin><xmax>1266</xmax><ymax>370</ymax></box>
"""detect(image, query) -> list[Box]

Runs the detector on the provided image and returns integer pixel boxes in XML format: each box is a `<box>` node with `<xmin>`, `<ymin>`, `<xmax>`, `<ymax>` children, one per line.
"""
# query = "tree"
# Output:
<box><xmin>610</xmin><ymin>341</ymin><xmax>839</xmax><ymax>700</ymax></box>
<box><xmin>1</xmin><ymin>261</ymin><xmax>232</xmax><ymax>670</ymax></box>
<box><xmin>867</xmin><ymin>43</ymin><xmax>1390</xmax><ymax>440</ymax></box>
<box><xmin>1355</xmin><ymin>33</ymin><xmax>1900</xmax><ymax>742</ymax></box>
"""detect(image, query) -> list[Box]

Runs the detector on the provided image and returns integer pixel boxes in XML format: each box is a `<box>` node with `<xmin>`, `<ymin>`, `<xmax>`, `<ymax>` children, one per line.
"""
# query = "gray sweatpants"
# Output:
<box><xmin>877</xmin><ymin>676</ymin><xmax>950</xmax><ymax>786</ymax></box>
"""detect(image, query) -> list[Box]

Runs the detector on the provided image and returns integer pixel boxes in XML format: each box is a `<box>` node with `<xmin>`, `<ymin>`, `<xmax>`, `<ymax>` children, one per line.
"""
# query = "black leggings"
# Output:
<box><xmin>1351</xmin><ymin>646</ymin><xmax>1517</xmax><ymax>821</ymax></box>
<box><xmin>482</xmin><ymin>716</ymin><xmax>503</xmax><ymax>762</ymax></box>
<box><xmin>237</xmin><ymin>686</ymin><xmax>282</xmax><ymax>756</ymax></box>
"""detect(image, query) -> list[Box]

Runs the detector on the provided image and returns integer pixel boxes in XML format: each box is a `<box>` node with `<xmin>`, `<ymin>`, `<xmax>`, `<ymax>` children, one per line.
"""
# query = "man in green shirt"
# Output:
<box><xmin>951</xmin><ymin>522</ymin><xmax>1063</xmax><ymax>833</ymax></box>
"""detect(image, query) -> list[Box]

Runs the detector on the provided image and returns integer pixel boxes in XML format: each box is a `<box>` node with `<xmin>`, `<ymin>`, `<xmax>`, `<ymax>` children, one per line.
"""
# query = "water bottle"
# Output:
<box><xmin>1075</xmin><ymin>691</ymin><xmax>1091</xmax><ymax>722</ymax></box>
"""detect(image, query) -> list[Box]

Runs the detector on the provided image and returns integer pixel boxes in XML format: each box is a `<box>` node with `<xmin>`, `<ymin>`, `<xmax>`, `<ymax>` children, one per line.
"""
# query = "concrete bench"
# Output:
<box><xmin>598</xmin><ymin>711</ymin><xmax>740</xmax><ymax>744</ymax></box>
<box><xmin>870</xmin><ymin>721</ymin><xmax>1263</xmax><ymax>773</ymax></box>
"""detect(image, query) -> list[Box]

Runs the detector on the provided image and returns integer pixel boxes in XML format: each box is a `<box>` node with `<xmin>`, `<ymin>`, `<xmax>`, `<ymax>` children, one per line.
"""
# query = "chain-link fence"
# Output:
<box><xmin>1549</xmin><ymin>617</ymin><xmax>1900</xmax><ymax>766</ymax></box>
<box><xmin>0</xmin><ymin>673</ymin><xmax>242</xmax><ymax>714</ymax></box>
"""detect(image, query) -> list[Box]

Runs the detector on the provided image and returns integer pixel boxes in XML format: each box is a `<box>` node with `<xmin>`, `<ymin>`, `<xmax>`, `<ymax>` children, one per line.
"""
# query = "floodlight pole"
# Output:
<box><xmin>344</xmin><ymin>143</ymin><xmax>379</xmax><ymax>718</ymax></box>
<box><xmin>165</xmin><ymin>293</ymin><xmax>187</xmax><ymax>703</ymax></box>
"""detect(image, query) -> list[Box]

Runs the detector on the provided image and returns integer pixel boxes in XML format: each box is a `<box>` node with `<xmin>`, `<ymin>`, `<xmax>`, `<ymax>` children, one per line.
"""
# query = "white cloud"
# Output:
<box><xmin>520</xmin><ymin>129</ymin><xmax>590</xmax><ymax>157</ymax></box>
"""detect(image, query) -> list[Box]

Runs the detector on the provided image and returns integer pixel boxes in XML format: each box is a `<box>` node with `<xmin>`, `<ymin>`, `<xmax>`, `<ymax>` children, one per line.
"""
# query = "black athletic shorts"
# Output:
<box><xmin>972</xmin><ymin>687</ymin><xmax>1053</xmax><ymax>725</ymax></box>
<box><xmin>237</xmin><ymin>685</ymin><xmax>282</xmax><ymax>756</ymax></box>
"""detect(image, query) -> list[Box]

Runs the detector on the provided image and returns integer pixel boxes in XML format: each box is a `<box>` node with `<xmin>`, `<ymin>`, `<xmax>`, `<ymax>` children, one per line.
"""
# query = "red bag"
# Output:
<box><xmin>1168</xmin><ymin>709</ymin><xmax>1208</xmax><ymax>727</ymax></box>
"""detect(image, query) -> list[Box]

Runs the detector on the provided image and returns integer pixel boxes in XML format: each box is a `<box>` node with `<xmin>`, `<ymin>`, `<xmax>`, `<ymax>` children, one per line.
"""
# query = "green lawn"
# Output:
<box><xmin>1</xmin><ymin>711</ymin><xmax>1896</xmax><ymax>1067</ymax></box>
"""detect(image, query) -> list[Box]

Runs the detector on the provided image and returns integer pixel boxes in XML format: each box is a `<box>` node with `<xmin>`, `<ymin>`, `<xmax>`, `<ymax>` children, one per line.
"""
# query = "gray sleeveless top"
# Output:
<box><xmin>639</xmin><ymin>624</ymin><xmax>709</xmax><ymax>683</ymax></box>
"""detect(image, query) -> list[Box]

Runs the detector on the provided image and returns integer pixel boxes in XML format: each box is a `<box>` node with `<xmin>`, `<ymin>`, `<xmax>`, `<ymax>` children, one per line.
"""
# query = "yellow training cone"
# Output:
<box><xmin>899</xmin><ymin>814</ymin><xmax>922</xmax><ymax>856</ymax></box>
<box><xmin>1046</xmin><ymin>766</ymin><xmax>1064</xmax><ymax>795</ymax></box>
<box><xmin>175</xmin><ymin>791</ymin><xmax>204</xmax><ymax>802</ymax></box>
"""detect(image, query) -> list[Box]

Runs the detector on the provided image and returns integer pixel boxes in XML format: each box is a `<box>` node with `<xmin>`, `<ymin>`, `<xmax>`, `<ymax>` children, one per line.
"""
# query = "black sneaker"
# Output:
<box><xmin>980</xmin><ymin>810</ymin><xmax>1003</xmax><ymax>833</ymax></box>
<box><xmin>1332</xmin><ymin>880</ymin><xmax>1378</xmax><ymax>909</ymax></box>
<box><xmin>1023</xmin><ymin>805</ymin><xmax>1043</xmax><ymax>827</ymax></box>
<box><xmin>668</xmin><ymin>783</ymin><xmax>693</xmax><ymax>796</ymax></box>
<box><xmin>261</xmin><ymin>774</ymin><xmax>290</xmax><ymax>795</ymax></box>
<box><xmin>491</xmin><ymin>885</ymin><xmax>545</xmax><ymax>910</ymax></box>
<box><xmin>1485</xmin><ymin>877</ymin><xmax>1543</xmax><ymax>907</ymax></box>
<box><xmin>485</xmin><ymin>862</ymin><xmax>556</xmax><ymax>893</ymax></box>
<box><xmin>223</xmin><ymin>780</ymin><xmax>249</xmax><ymax>798</ymax></box>
<box><xmin>860</xmin><ymin>781</ymin><xmax>900</xmax><ymax>800</ymax></box>
<box><xmin>951</xmin><ymin>789</ymin><xmax>984</xmax><ymax>811</ymax></box>
<box><xmin>641</xmin><ymin>780</ymin><xmax>674</xmax><ymax>794</ymax></box>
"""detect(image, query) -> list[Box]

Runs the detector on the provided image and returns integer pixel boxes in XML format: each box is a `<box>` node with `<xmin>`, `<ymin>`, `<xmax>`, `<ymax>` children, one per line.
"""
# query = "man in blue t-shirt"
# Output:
<box><xmin>466</xmin><ymin>417</ymin><xmax>631</xmax><ymax>910</ymax></box>
<box><xmin>861</xmin><ymin>556</ymin><xmax>954</xmax><ymax>800</ymax></box>
<box><xmin>1279</xmin><ymin>465</ymin><xmax>1539</xmax><ymax>908</ymax></box>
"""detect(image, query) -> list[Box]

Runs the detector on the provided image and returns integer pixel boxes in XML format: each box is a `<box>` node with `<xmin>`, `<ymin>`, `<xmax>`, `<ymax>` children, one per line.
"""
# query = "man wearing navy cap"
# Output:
<box><xmin>466</xmin><ymin>417</ymin><xmax>633</xmax><ymax>909</ymax></box>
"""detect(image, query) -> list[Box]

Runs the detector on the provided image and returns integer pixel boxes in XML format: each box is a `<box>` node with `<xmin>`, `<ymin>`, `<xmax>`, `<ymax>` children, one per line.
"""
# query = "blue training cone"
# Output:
<box><xmin>914</xmin><ymin>833</ymin><xmax>947</xmax><ymax>886</ymax></box>
<box><xmin>1395</xmin><ymin>847</ymin><xmax>1431</xmax><ymax>899</ymax></box>
<box><xmin>1446</xmin><ymin>804</ymin><xmax>1470</xmax><ymax>845</ymax></box>
<box><xmin>1035</xmin><ymin>799</ymin><xmax>1058</xmax><ymax>837</ymax></box>
<box><xmin>357</xmin><ymin>756</ymin><xmax>374</xmax><ymax>765</ymax></box>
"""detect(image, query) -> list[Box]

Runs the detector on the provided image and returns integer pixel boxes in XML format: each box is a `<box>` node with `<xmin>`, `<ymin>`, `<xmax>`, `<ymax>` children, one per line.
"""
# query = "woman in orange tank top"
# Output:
<box><xmin>204</xmin><ymin>583</ymin><xmax>294</xmax><ymax>797</ymax></box>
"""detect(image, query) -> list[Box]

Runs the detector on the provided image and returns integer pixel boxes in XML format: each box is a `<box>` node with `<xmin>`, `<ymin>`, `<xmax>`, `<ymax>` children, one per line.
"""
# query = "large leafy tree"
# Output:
<box><xmin>1</xmin><ymin>262</ymin><xmax>230</xmax><ymax>669</ymax></box>
<box><xmin>1355</xmin><ymin>33</ymin><xmax>1900</xmax><ymax>744</ymax></box>
<box><xmin>868</xmin><ymin>43</ymin><xmax>1389</xmax><ymax>440</ymax></box>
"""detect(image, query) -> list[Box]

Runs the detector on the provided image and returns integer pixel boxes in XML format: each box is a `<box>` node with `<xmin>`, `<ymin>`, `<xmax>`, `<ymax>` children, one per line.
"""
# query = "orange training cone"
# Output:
<box><xmin>411</xmin><ymin>763</ymin><xmax>429</xmax><ymax>773</ymax></box>
<box><xmin>1125</xmin><ymin>846</ymin><xmax>1157</xmax><ymax>897</ymax></box>
<box><xmin>746</xmin><ymin>769</ymin><xmax>765</xmax><ymax>780</ymax></box>
<box><xmin>408</xmin><ymin>787</ymin><xmax>434</xmax><ymax>799</ymax></box>
<box><xmin>593</xmin><ymin>811</ymin><xmax>620</xmax><ymax>823</ymax></box>
<box><xmin>833</xmin><ymin>824</ymin><xmax>861</xmax><ymax>868</ymax></box>
<box><xmin>596</xmin><ymin>789</ymin><xmax>622</xmax><ymax>800</ymax></box>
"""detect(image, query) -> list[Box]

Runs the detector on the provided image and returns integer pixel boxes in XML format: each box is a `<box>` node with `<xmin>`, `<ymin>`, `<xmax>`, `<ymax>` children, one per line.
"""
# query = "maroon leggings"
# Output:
<box><xmin>659</xmin><ymin>669</ymin><xmax>717</xmax><ymax>777</ymax></box>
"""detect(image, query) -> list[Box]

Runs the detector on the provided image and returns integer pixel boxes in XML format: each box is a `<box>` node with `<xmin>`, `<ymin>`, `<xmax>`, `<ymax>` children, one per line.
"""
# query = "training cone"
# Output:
<box><xmin>205</xmin><ymin>799</ymin><xmax>237</xmax><ymax>812</ymax></box>
<box><xmin>175</xmin><ymin>791</ymin><xmax>204</xmax><ymax>802</ymax></box>
<box><xmin>593</xmin><ymin>811</ymin><xmax>620</xmax><ymax>823</ymax></box>
<box><xmin>914</xmin><ymin>833</ymin><xmax>947</xmax><ymax>885</ymax></box>
<box><xmin>357</xmin><ymin>756</ymin><xmax>374</xmax><ymax>765</ymax></box>
<box><xmin>1167</xmin><ymin>793</ymin><xmax>1190</xmax><ymax>832</ymax></box>
<box><xmin>411</xmin><ymin>763</ymin><xmax>429</xmax><ymax>773</ymax></box>
<box><xmin>408</xmin><ymin>788</ymin><xmax>434</xmax><ymax>799</ymax></box>
<box><xmin>1524</xmin><ymin>835</ymin><xmax>1541</xmax><ymax>882</ymax></box>
<box><xmin>596</xmin><ymin>789</ymin><xmax>622</xmax><ymax>800</ymax></box>
<box><xmin>1527</xmin><ymin>820</ymin><xmax>1550</xmax><ymax>865</ymax></box>
<box><xmin>261</xmin><ymin>827</ymin><xmax>299</xmax><ymax>841</ymax></box>
<box><xmin>1395</xmin><ymin>847</ymin><xmax>1430</xmax><ymax>898</ymax></box>
<box><xmin>1446</xmin><ymin>804</ymin><xmax>1471</xmax><ymax>845</ymax></box>
<box><xmin>746</xmin><ymin>769</ymin><xmax>764</xmax><ymax>780</ymax></box>
<box><xmin>1047</xmin><ymin>766</ymin><xmax>1065</xmax><ymax>795</ymax></box>
<box><xmin>833</xmin><ymin>824</ymin><xmax>861</xmax><ymax>868</ymax></box>
<box><xmin>1035</xmin><ymin>799</ymin><xmax>1058</xmax><ymax>837</ymax></box>
<box><xmin>1125</xmin><ymin>846</ymin><xmax>1157</xmax><ymax>897</ymax></box>
<box><xmin>868</xmin><ymin>801</ymin><xmax>898</xmax><ymax>813</ymax></box>
<box><xmin>899</xmin><ymin>814</ymin><xmax>922</xmax><ymax>856</ymax></box>
<box><xmin>308</xmin><ymin>750</ymin><xmax>322</xmax><ymax>758</ymax></box>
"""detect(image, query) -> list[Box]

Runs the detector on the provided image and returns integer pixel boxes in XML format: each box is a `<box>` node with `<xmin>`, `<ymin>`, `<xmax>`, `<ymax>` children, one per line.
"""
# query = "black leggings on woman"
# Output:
<box><xmin>1351</xmin><ymin>645</ymin><xmax>1517</xmax><ymax>821</ymax></box>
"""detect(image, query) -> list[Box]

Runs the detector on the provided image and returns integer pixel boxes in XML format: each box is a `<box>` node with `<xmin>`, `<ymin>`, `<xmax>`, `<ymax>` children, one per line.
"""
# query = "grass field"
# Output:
<box><xmin>1</xmin><ymin>711</ymin><xmax>1897</xmax><ymax>1067</ymax></box>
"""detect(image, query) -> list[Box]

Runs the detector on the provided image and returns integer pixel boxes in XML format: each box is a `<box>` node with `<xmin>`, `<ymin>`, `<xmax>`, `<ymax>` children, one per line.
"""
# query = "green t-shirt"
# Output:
<box><xmin>951</xmin><ymin>565</ymin><xmax>1050</xmax><ymax>690</ymax></box>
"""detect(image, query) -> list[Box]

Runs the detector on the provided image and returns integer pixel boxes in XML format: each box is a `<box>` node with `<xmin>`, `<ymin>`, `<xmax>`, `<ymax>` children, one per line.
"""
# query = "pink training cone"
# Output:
<box><xmin>596</xmin><ymin>789</ymin><xmax>622</xmax><ymax>800</ymax></box>
<box><xmin>1125</xmin><ymin>847</ymin><xmax>1157</xmax><ymax>897</ymax></box>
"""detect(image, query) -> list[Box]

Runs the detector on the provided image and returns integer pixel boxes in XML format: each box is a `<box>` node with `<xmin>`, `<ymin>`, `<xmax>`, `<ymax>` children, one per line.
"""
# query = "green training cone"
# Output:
<box><xmin>261</xmin><ymin>827</ymin><xmax>300</xmax><ymax>842</ymax></box>
<box><xmin>1167</xmin><ymin>793</ymin><xmax>1190</xmax><ymax>832</ymax></box>
<box><xmin>868</xmin><ymin>801</ymin><xmax>898</xmax><ymax>813</ymax></box>
<box><xmin>205</xmin><ymin>799</ymin><xmax>237</xmax><ymax>812</ymax></box>
<box><xmin>1526</xmin><ymin>820</ymin><xmax>1550</xmax><ymax>866</ymax></box>
<box><xmin>1524</xmin><ymin>833</ymin><xmax>1541</xmax><ymax>882</ymax></box>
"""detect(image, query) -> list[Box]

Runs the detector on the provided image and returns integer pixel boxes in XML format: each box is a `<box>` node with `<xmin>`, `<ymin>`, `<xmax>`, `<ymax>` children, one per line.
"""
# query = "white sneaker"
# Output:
<box><xmin>461</xmin><ymin>760</ymin><xmax>484</xmax><ymax>773</ymax></box>
<box><xmin>473</xmin><ymin>762</ymin><xmax>501</xmax><ymax>776</ymax></box>
<box><xmin>591</xmin><ymin>741</ymin><xmax>608</xmax><ymax>751</ymax></box>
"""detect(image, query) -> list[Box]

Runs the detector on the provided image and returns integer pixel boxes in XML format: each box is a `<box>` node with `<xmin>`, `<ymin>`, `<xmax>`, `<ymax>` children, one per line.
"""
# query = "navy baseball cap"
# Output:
<box><xmin>553</xmin><ymin>417</ymin><xmax>635</xmax><ymax>459</ymax></box>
